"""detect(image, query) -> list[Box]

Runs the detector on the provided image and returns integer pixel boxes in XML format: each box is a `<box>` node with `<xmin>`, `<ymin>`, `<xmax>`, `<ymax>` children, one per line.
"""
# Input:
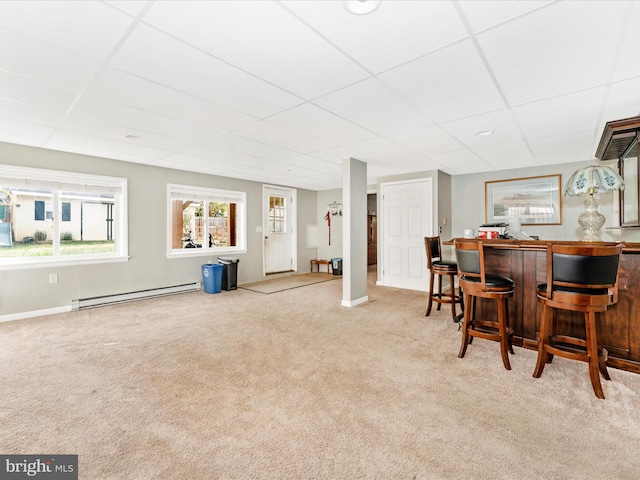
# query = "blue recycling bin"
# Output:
<box><xmin>201</xmin><ymin>263</ymin><xmax>223</xmax><ymax>294</ymax></box>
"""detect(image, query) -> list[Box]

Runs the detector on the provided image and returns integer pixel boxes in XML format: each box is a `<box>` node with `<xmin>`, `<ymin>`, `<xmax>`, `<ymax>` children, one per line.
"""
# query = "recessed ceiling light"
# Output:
<box><xmin>125</xmin><ymin>134</ymin><xmax>143</xmax><ymax>141</ymax></box>
<box><xmin>475</xmin><ymin>130</ymin><xmax>494</xmax><ymax>137</ymax></box>
<box><xmin>343</xmin><ymin>0</ymin><xmax>382</xmax><ymax>15</ymax></box>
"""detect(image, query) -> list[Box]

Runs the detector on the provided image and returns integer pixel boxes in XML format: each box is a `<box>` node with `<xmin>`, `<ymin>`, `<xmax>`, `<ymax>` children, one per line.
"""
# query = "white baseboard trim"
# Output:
<box><xmin>341</xmin><ymin>296</ymin><xmax>369</xmax><ymax>307</ymax></box>
<box><xmin>0</xmin><ymin>305</ymin><xmax>72</xmax><ymax>323</ymax></box>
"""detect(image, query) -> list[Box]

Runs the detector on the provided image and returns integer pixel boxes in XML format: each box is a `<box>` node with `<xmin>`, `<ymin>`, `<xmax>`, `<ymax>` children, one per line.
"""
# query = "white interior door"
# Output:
<box><xmin>264</xmin><ymin>186</ymin><xmax>296</xmax><ymax>274</ymax></box>
<box><xmin>381</xmin><ymin>179</ymin><xmax>432</xmax><ymax>291</ymax></box>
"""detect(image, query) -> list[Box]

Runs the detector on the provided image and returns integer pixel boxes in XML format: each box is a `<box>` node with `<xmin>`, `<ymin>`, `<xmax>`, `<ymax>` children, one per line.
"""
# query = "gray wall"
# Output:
<box><xmin>451</xmin><ymin>161</ymin><xmax>640</xmax><ymax>243</ymax></box>
<box><xmin>316</xmin><ymin>188</ymin><xmax>344</xmax><ymax>261</ymax></box>
<box><xmin>0</xmin><ymin>142</ymin><xmax>317</xmax><ymax>317</ymax></box>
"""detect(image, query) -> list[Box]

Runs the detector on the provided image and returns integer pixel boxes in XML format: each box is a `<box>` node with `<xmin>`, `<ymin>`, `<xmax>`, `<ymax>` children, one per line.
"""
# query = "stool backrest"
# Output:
<box><xmin>454</xmin><ymin>239</ymin><xmax>484</xmax><ymax>284</ymax></box>
<box><xmin>544</xmin><ymin>243</ymin><xmax>623</xmax><ymax>299</ymax></box>
<box><xmin>424</xmin><ymin>236</ymin><xmax>442</xmax><ymax>269</ymax></box>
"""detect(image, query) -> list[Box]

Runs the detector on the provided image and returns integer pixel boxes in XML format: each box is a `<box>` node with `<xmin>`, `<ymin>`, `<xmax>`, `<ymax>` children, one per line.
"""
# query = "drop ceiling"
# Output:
<box><xmin>0</xmin><ymin>0</ymin><xmax>639</xmax><ymax>191</ymax></box>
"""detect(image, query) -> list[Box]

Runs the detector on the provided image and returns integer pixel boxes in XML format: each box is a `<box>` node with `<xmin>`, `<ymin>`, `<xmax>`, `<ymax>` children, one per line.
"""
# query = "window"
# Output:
<box><xmin>0</xmin><ymin>164</ymin><xmax>128</xmax><ymax>269</ymax></box>
<box><xmin>61</xmin><ymin>202</ymin><xmax>71</xmax><ymax>222</ymax></box>
<box><xmin>168</xmin><ymin>184</ymin><xmax>246</xmax><ymax>257</ymax></box>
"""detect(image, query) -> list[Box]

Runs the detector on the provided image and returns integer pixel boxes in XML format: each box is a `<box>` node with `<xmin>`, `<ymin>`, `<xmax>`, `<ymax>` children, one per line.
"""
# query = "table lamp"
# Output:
<box><xmin>564</xmin><ymin>165</ymin><xmax>624</xmax><ymax>241</ymax></box>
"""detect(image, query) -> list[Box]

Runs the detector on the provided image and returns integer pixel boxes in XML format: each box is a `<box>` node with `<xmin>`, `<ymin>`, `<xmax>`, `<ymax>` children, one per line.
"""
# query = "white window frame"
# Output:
<box><xmin>0</xmin><ymin>164</ymin><xmax>128</xmax><ymax>270</ymax></box>
<box><xmin>167</xmin><ymin>184</ymin><xmax>247</xmax><ymax>258</ymax></box>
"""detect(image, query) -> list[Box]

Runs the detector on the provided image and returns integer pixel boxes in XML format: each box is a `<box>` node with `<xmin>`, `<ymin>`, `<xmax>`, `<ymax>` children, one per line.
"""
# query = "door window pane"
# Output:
<box><xmin>269</xmin><ymin>195</ymin><xmax>286</xmax><ymax>234</ymax></box>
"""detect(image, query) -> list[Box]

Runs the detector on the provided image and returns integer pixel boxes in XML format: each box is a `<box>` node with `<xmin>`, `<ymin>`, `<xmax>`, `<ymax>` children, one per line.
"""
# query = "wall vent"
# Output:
<box><xmin>72</xmin><ymin>282</ymin><xmax>201</xmax><ymax>310</ymax></box>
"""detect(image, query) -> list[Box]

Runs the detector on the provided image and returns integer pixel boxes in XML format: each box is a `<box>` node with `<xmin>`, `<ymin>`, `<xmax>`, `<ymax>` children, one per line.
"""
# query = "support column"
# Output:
<box><xmin>342</xmin><ymin>157</ymin><xmax>368</xmax><ymax>307</ymax></box>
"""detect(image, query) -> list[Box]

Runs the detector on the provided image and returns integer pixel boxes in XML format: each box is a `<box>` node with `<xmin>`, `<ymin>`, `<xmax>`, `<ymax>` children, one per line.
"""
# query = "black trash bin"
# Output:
<box><xmin>218</xmin><ymin>257</ymin><xmax>239</xmax><ymax>291</ymax></box>
<box><xmin>331</xmin><ymin>257</ymin><xmax>343</xmax><ymax>276</ymax></box>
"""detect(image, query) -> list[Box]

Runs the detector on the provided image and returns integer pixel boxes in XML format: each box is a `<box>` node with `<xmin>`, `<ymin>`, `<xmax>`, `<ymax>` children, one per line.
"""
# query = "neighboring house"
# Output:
<box><xmin>3</xmin><ymin>189</ymin><xmax>114</xmax><ymax>243</ymax></box>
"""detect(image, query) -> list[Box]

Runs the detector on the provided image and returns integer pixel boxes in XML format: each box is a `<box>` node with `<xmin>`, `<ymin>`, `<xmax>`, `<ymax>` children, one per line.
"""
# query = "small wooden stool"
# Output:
<box><xmin>310</xmin><ymin>259</ymin><xmax>332</xmax><ymax>273</ymax></box>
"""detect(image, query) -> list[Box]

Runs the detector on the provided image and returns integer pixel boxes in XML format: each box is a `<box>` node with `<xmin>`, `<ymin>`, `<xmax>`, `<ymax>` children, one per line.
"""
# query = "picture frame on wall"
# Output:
<box><xmin>485</xmin><ymin>174</ymin><xmax>562</xmax><ymax>225</ymax></box>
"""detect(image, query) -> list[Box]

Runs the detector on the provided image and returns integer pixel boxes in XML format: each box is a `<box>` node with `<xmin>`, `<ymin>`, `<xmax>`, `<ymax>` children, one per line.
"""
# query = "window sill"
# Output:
<box><xmin>0</xmin><ymin>255</ymin><xmax>130</xmax><ymax>271</ymax></box>
<box><xmin>167</xmin><ymin>248</ymin><xmax>247</xmax><ymax>259</ymax></box>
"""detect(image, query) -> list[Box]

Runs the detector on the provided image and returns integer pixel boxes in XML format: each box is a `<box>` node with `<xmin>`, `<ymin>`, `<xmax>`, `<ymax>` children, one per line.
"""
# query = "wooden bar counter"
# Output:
<box><xmin>446</xmin><ymin>239</ymin><xmax>640</xmax><ymax>373</ymax></box>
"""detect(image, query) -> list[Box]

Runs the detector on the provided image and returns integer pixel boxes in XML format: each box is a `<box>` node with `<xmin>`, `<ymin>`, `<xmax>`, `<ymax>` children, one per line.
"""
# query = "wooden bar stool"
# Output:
<box><xmin>454</xmin><ymin>239</ymin><xmax>514</xmax><ymax>370</ymax></box>
<box><xmin>424</xmin><ymin>236</ymin><xmax>462</xmax><ymax>322</ymax></box>
<box><xmin>533</xmin><ymin>243</ymin><xmax>623</xmax><ymax>399</ymax></box>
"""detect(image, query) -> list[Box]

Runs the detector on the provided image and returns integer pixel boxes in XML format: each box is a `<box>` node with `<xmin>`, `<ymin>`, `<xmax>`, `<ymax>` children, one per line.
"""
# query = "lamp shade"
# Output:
<box><xmin>564</xmin><ymin>165</ymin><xmax>624</xmax><ymax>196</ymax></box>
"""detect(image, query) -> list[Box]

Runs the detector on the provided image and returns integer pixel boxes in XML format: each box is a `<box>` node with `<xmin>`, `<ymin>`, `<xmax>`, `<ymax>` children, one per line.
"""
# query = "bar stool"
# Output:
<box><xmin>454</xmin><ymin>239</ymin><xmax>514</xmax><ymax>370</ymax></box>
<box><xmin>424</xmin><ymin>236</ymin><xmax>461</xmax><ymax>321</ymax></box>
<box><xmin>533</xmin><ymin>243</ymin><xmax>623</xmax><ymax>399</ymax></box>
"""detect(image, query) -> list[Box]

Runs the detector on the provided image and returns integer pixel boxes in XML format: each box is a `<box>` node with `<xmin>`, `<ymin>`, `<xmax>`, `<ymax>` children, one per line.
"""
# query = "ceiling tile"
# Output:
<box><xmin>0</xmin><ymin>0</ymin><xmax>134</xmax><ymax>61</ymax></box>
<box><xmin>440</xmin><ymin>109</ymin><xmax>524</xmax><ymax>147</ymax></box>
<box><xmin>277</xmin><ymin>154</ymin><xmax>343</xmax><ymax>176</ymax></box>
<box><xmin>379</xmin><ymin>40</ymin><xmax>506</xmax><ymax>123</ymax></box>
<box><xmin>109</xmin><ymin>24</ymin><xmax>301</xmax><ymax>117</ymax></box>
<box><xmin>612</xmin><ymin>2</ymin><xmax>640</xmax><ymax>82</ymax></box>
<box><xmin>0</xmin><ymin>70</ymin><xmax>79</xmax><ymax>111</ymax></box>
<box><xmin>182</xmin><ymin>143</ymin><xmax>268</xmax><ymax>168</ymax></box>
<box><xmin>512</xmin><ymin>87</ymin><xmax>607</xmax><ymax>139</ymax></box>
<box><xmin>478</xmin><ymin>1</ymin><xmax>627</xmax><ymax>106</ymax></box>
<box><xmin>0</xmin><ymin>99</ymin><xmax>67</xmax><ymax>128</ymax></box>
<box><xmin>0</xmin><ymin>29</ymin><xmax>101</xmax><ymax>91</ymax></box>
<box><xmin>143</xmin><ymin>1</ymin><xmax>369</xmax><ymax>99</ymax></box>
<box><xmin>72</xmin><ymin>95</ymin><xmax>220</xmax><ymax>143</ymax></box>
<box><xmin>0</xmin><ymin>0</ymin><xmax>635</xmax><ymax>191</ymax></box>
<box><xmin>59</xmin><ymin>115</ymin><xmax>193</xmax><ymax>152</ymax></box>
<box><xmin>104</xmin><ymin>0</ymin><xmax>148</xmax><ymax>17</ymax></box>
<box><xmin>156</xmin><ymin>152</ymin><xmax>238</xmax><ymax>174</ymax></box>
<box><xmin>528</xmin><ymin>130</ymin><xmax>598</xmax><ymax>165</ymax></box>
<box><xmin>389</xmin><ymin>126</ymin><xmax>465</xmax><ymax>157</ymax></box>
<box><xmin>46</xmin><ymin>130</ymin><xmax>172</xmax><ymax>159</ymax></box>
<box><xmin>341</xmin><ymin>137</ymin><xmax>421</xmax><ymax>162</ymax></box>
<box><xmin>313</xmin><ymin>78</ymin><xmax>433</xmax><ymax>136</ymax></box>
<box><xmin>205</xmin><ymin>134</ymin><xmax>298</xmax><ymax>161</ymax></box>
<box><xmin>265</xmin><ymin>104</ymin><xmax>376</xmax><ymax>146</ymax></box>
<box><xmin>86</xmin><ymin>68</ymin><xmax>256</xmax><ymax>132</ymax></box>
<box><xmin>602</xmin><ymin>77</ymin><xmax>640</xmax><ymax>123</ymax></box>
<box><xmin>459</xmin><ymin>0</ymin><xmax>553</xmax><ymax>33</ymax></box>
<box><xmin>232</xmin><ymin>120</ymin><xmax>332</xmax><ymax>153</ymax></box>
<box><xmin>44</xmin><ymin>139</ymin><xmax>161</xmax><ymax>165</ymax></box>
<box><xmin>473</xmin><ymin>141</ymin><xmax>537</xmax><ymax>170</ymax></box>
<box><xmin>282</xmin><ymin>0</ymin><xmax>469</xmax><ymax>73</ymax></box>
<box><xmin>431</xmin><ymin>149</ymin><xmax>491</xmax><ymax>175</ymax></box>
<box><xmin>0</xmin><ymin>132</ymin><xmax>47</xmax><ymax>148</ymax></box>
<box><xmin>0</xmin><ymin>117</ymin><xmax>54</xmax><ymax>140</ymax></box>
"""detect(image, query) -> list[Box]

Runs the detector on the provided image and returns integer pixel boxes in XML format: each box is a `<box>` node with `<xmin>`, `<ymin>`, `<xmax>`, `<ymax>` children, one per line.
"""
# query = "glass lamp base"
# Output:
<box><xmin>578</xmin><ymin>195</ymin><xmax>605</xmax><ymax>242</ymax></box>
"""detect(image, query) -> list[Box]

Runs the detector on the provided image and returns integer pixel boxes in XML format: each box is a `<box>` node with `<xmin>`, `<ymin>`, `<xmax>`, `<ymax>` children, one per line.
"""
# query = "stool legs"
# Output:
<box><xmin>534</xmin><ymin>307</ymin><xmax>611</xmax><ymax>399</ymax></box>
<box><xmin>426</xmin><ymin>272</ymin><xmax>459</xmax><ymax>321</ymax></box>
<box><xmin>497</xmin><ymin>298</ymin><xmax>512</xmax><ymax>370</ymax></box>
<box><xmin>586</xmin><ymin>311</ymin><xmax>607</xmax><ymax>399</ymax></box>
<box><xmin>426</xmin><ymin>272</ymin><xmax>436</xmax><ymax>317</ymax></box>
<box><xmin>533</xmin><ymin>305</ymin><xmax>552</xmax><ymax>378</ymax></box>
<box><xmin>458</xmin><ymin>294</ymin><xmax>474</xmax><ymax>359</ymax></box>
<box><xmin>458</xmin><ymin>293</ymin><xmax>512</xmax><ymax>370</ymax></box>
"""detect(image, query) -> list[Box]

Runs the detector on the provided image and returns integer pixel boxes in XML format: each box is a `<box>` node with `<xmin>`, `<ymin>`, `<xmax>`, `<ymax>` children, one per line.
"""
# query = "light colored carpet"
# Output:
<box><xmin>239</xmin><ymin>272</ymin><xmax>339</xmax><ymax>294</ymax></box>
<box><xmin>1</xmin><ymin>270</ymin><xmax>639</xmax><ymax>479</ymax></box>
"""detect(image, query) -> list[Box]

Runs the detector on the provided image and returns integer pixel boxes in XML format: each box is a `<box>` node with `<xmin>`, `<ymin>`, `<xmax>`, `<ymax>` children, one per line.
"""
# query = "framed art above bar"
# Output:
<box><xmin>485</xmin><ymin>174</ymin><xmax>562</xmax><ymax>225</ymax></box>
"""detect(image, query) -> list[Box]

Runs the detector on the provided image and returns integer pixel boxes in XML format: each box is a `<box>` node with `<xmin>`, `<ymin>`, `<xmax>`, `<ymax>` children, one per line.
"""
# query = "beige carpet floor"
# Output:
<box><xmin>239</xmin><ymin>272</ymin><xmax>339</xmax><ymax>294</ymax></box>
<box><xmin>1</xmin><ymin>269</ymin><xmax>639</xmax><ymax>479</ymax></box>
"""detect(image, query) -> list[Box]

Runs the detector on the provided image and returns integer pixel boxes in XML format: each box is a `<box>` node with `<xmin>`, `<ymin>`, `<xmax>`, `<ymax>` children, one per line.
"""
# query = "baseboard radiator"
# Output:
<box><xmin>72</xmin><ymin>282</ymin><xmax>201</xmax><ymax>310</ymax></box>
